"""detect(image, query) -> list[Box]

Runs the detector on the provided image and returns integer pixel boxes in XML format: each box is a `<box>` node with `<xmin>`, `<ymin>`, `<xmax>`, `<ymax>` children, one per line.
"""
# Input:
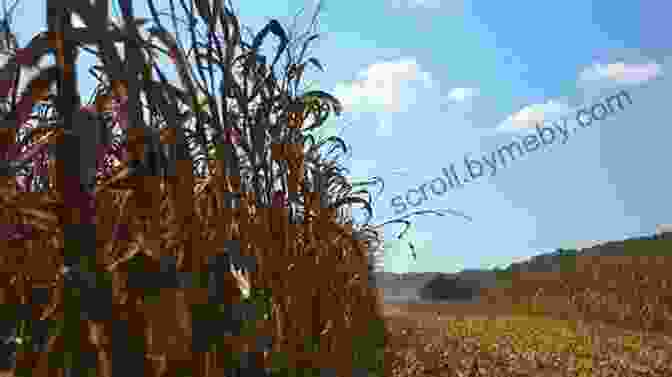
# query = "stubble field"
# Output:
<box><xmin>383</xmin><ymin>254</ymin><xmax>672</xmax><ymax>376</ymax></box>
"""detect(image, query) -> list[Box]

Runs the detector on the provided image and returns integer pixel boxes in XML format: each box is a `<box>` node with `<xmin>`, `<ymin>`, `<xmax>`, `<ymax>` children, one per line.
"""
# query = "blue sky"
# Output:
<box><xmin>8</xmin><ymin>0</ymin><xmax>671</xmax><ymax>274</ymax></box>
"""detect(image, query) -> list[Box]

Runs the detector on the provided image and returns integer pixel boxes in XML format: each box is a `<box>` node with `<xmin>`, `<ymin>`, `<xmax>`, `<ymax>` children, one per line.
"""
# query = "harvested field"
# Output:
<box><xmin>384</xmin><ymin>301</ymin><xmax>672</xmax><ymax>376</ymax></box>
<box><xmin>383</xmin><ymin>253</ymin><xmax>672</xmax><ymax>376</ymax></box>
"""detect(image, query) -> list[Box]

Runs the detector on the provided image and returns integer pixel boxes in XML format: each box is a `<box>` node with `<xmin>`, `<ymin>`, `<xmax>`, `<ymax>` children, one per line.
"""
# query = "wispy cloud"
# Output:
<box><xmin>578</xmin><ymin>61</ymin><xmax>663</xmax><ymax>85</ymax></box>
<box><xmin>446</xmin><ymin>87</ymin><xmax>480</xmax><ymax>102</ymax></box>
<box><xmin>495</xmin><ymin>61</ymin><xmax>661</xmax><ymax>134</ymax></box>
<box><xmin>391</xmin><ymin>0</ymin><xmax>445</xmax><ymax>10</ymax></box>
<box><xmin>495</xmin><ymin>99</ymin><xmax>573</xmax><ymax>132</ymax></box>
<box><xmin>409</xmin><ymin>0</ymin><xmax>442</xmax><ymax>8</ymax></box>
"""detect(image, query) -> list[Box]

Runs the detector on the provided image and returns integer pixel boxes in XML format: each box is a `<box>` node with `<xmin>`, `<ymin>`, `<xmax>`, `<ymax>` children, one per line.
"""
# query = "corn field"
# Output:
<box><xmin>0</xmin><ymin>0</ymin><xmax>407</xmax><ymax>376</ymax></box>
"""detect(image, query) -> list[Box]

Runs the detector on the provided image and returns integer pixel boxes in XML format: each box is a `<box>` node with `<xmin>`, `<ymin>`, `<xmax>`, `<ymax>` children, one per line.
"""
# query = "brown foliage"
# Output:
<box><xmin>1</xmin><ymin>144</ymin><xmax>389</xmax><ymax>376</ymax></box>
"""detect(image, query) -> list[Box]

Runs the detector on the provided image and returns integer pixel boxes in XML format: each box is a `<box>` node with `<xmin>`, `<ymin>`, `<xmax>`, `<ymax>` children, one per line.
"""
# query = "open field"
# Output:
<box><xmin>383</xmin><ymin>301</ymin><xmax>672</xmax><ymax>377</ymax></box>
<box><xmin>382</xmin><ymin>253</ymin><xmax>672</xmax><ymax>376</ymax></box>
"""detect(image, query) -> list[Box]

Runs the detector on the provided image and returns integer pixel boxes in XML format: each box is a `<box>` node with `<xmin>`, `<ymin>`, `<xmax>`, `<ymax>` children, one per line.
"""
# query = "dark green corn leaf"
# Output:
<box><xmin>320</xmin><ymin>136</ymin><xmax>347</xmax><ymax>156</ymax></box>
<box><xmin>255</xmin><ymin>54</ymin><xmax>267</xmax><ymax>67</ymax></box>
<box><xmin>297</xmin><ymin>34</ymin><xmax>320</xmax><ymax>65</ymax></box>
<box><xmin>331</xmin><ymin>196</ymin><xmax>373</xmax><ymax>225</ymax></box>
<box><xmin>301</xmin><ymin>134</ymin><xmax>316</xmax><ymax>149</ymax></box>
<box><xmin>301</xmin><ymin>90</ymin><xmax>343</xmax><ymax>116</ymax></box>
<box><xmin>349</xmin><ymin>189</ymin><xmax>372</xmax><ymax>203</ymax></box>
<box><xmin>145</xmin><ymin>25</ymin><xmax>166</xmax><ymax>37</ymax></box>
<box><xmin>250</xmin><ymin>21</ymin><xmax>269</xmax><ymax>50</ymax></box>
<box><xmin>306</xmin><ymin>57</ymin><xmax>323</xmax><ymax>72</ymax></box>
<box><xmin>350</xmin><ymin>177</ymin><xmax>385</xmax><ymax>200</ymax></box>
<box><xmin>266</xmin><ymin>20</ymin><xmax>288</xmax><ymax>67</ymax></box>
<box><xmin>0</xmin><ymin>0</ymin><xmax>19</xmax><ymax>34</ymax></box>
<box><xmin>251</xmin><ymin>19</ymin><xmax>288</xmax><ymax>70</ymax></box>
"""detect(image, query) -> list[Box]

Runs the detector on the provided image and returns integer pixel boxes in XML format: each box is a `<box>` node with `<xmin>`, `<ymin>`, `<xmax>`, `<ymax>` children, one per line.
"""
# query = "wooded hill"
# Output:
<box><xmin>377</xmin><ymin>230</ymin><xmax>672</xmax><ymax>303</ymax></box>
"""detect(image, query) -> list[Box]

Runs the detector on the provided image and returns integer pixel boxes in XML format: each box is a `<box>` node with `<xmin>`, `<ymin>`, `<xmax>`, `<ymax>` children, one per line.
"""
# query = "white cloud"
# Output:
<box><xmin>446</xmin><ymin>87</ymin><xmax>479</xmax><ymax>102</ymax></box>
<box><xmin>333</xmin><ymin>58</ymin><xmax>435</xmax><ymax>137</ymax></box>
<box><xmin>578</xmin><ymin>61</ymin><xmax>662</xmax><ymax>85</ymax></box>
<box><xmin>409</xmin><ymin>0</ymin><xmax>442</xmax><ymax>8</ymax></box>
<box><xmin>333</xmin><ymin>57</ymin><xmax>434</xmax><ymax>114</ymax></box>
<box><xmin>391</xmin><ymin>0</ymin><xmax>443</xmax><ymax>9</ymax></box>
<box><xmin>495</xmin><ymin>99</ymin><xmax>573</xmax><ymax>132</ymax></box>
